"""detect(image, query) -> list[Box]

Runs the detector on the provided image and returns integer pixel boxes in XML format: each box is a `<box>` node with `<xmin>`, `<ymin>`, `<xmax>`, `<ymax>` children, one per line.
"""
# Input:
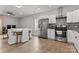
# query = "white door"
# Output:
<box><xmin>0</xmin><ymin>16</ymin><xmax>3</xmax><ymax>34</ymax></box>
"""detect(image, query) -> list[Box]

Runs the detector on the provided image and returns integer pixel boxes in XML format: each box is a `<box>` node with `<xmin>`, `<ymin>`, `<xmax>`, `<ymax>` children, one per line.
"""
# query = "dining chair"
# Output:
<box><xmin>8</xmin><ymin>29</ymin><xmax>17</xmax><ymax>44</ymax></box>
<box><xmin>21</xmin><ymin>29</ymin><xmax>29</xmax><ymax>43</ymax></box>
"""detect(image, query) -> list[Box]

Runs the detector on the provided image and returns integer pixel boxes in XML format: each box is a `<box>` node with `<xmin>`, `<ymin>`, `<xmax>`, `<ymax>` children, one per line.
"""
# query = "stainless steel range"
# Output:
<box><xmin>55</xmin><ymin>26</ymin><xmax>67</xmax><ymax>42</ymax></box>
<box><xmin>55</xmin><ymin>16</ymin><xmax>67</xmax><ymax>42</ymax></box>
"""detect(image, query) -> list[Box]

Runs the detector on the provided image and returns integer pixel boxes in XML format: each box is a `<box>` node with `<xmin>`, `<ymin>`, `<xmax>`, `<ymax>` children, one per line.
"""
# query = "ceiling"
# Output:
<box><xmin>0</xmin><ymin>5</ymin><xmax>79</xmax><ymax>18</ymax></box>
<box><xmin>0</xmin><ymin>5</ymin><xmax>60</xmax><ymax>18</ymax></box>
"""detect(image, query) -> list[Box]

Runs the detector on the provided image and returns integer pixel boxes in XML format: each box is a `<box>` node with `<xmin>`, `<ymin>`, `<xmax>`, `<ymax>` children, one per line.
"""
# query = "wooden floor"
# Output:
<box><xmin>0</xmin><ymin>35</ymin><xmax>77</xmax><ymax>53</ymax></box>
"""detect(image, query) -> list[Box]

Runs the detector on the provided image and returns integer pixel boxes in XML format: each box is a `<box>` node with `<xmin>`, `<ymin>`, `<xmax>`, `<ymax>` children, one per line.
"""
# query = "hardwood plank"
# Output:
<box><xmin>0</xmin><ymin>36</ymin><xmax>77</xmax><ymax>53</ymax></box>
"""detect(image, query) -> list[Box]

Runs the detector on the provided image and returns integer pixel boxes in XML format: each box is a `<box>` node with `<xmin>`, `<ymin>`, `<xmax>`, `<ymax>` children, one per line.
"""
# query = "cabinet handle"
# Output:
<box><xmin>75</xmin><ymin>36</ymin><xmax>77</xmax><ymax>39</ymax></box>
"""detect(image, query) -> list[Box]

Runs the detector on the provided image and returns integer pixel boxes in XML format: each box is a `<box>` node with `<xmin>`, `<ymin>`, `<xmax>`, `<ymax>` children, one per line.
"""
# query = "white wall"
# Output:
<box><xmin>20</xmin><ymin>10</ymin><xmax>57</xmax><ymax>29</ymax></box>
<box><xmin>20</xmin><ymin>16</ymin><xmax>35</xmax><ymax>29</ymax></box>
<box><xmin>2</xmin><ymin>16</ymin><xmax>20</xmax><ymax>27</ymax></box>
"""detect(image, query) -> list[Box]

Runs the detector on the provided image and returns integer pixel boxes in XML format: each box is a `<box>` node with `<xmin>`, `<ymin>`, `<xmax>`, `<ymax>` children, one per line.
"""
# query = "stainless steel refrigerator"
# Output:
<box><xmin>38</xmin><ymin>18</ymin><xmax>49</xmax><ymax>38</ymax></box>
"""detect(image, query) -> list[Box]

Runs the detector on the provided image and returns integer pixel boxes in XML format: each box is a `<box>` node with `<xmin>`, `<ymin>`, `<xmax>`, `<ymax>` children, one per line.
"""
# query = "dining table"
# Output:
<box><xmin>12</xmin><ymin>29</ymin><xmax>23</xmax><ymax>44</ymax></box>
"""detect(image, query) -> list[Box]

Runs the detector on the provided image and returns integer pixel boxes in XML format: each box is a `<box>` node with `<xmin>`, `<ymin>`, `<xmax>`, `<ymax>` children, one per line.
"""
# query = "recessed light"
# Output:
<box><xmin>37</xmin><ymin>8</ymin><xmax>40</xmax><ymax>10</ymax></box>
<box><xmin>16</xmin><ymin>5</ymin><xmax>22</xmax><ymax>8</ymax></box>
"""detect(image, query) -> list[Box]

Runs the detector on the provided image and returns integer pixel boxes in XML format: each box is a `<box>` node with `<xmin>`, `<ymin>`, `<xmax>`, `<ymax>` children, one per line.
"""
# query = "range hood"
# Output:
<box><xmin>56</xmin><ymin>6</ymin><xmax>67</xmax><ymax>26</ymax></box>
<box><xmin>56</xmin><ymin>6</ymin><xmax>66</xmax><ymax>18</ymax></box>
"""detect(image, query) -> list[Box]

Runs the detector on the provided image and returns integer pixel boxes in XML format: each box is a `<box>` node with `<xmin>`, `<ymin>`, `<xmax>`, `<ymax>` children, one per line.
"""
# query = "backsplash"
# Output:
<box><xmin>48</xmin><ymin>22</ymin><xmax>79</xmax><ymax>33</ymax></box>
<box><xmin>48</xmin><ymin>23</ymin><xmax>56</xmax><ymax>29</ymax></box>
<box><xmin>67</xmin><ymin>22</ymin><xmax>79</xmax><ymax>32</ymax></box>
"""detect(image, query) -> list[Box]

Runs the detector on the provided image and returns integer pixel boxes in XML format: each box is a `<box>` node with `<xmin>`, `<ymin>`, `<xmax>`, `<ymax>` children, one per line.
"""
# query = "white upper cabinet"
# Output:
<box><xmin>67</xmin><ymin>9</ymin><xmax>79</xmax><ymax>23</ymax></box>
<box><xmin>72</xmin><ymin>9</ymin><xmax>79</xmax><ymax>22</ymax></box>
<box><xmin>67</xmin><ymin>12</ymin><xmax>73</xmax><ymax>23</ymax></box>
<box><xmin>49</xmin><ymin>15</ymin><xmax>56</xmax><ymax>23</ymax></box>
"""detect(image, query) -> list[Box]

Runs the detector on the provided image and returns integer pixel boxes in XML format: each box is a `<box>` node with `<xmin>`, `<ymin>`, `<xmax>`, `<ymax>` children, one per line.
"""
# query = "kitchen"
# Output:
<box><xmin>0</xmin><ymin>5</ymin><xmax>79</xmax><ymax>52</ymax></box>
<box><xmin>37</xmin><ymin>6</ymin><xmax>79</xmax><ymax>52</ymax></box>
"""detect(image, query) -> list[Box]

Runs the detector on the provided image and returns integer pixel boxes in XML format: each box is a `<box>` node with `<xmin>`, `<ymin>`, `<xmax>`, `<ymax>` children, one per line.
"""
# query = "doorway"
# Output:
<box><xmin>0</xmin><ymin>16</ymin><xmax>3</xmax><ymax>35</ymax></box>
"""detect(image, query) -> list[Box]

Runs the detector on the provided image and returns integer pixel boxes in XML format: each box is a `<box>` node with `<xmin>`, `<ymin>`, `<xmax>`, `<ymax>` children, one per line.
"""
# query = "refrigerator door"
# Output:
<box><xmin>39</xmin><ymin>18</ymin><xmax>49</xmax><ymax>38</ymax></box>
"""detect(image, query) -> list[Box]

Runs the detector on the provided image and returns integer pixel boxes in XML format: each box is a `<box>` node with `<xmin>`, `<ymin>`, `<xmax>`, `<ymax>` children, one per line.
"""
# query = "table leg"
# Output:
<box><xmin>16</xmin><ymin>34</ymin><xmax>18</xmax><ymax>44</ymax></box>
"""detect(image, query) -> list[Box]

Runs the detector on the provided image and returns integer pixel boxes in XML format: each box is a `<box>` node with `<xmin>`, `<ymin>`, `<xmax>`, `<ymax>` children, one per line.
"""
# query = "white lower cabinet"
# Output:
<box><xmin>67</xmin><ymin>30</ymin><xmax>75</xmax><ymax>43</ymax></box>
<box><xmin>67</xmin><ymin>30</ymin><xmax>79</xmax><ymax>52</ymax></box>
<box><xmin>73</xmin><ymin>31</ymin><xmax>79</xmax><ymax>52</ymax></box>
<box><xmin>48</xmin><ymin>29</ymin><xmax>55</xmax><ymax>40</ymax></box>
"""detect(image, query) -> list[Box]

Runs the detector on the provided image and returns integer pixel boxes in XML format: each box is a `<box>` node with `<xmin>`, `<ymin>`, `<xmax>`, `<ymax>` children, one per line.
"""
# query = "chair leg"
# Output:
<box><xmin>2</xmin><ymin>34</ymin><xmax>4</xmax><ymax>39</ymax></box>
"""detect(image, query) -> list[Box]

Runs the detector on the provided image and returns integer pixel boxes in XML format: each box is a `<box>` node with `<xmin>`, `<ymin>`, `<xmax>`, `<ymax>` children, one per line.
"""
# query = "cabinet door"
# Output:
<box><xmin>48</xmin><ymin>29</ymin><xmax>55</xmax><ymax>39</ymax></box>
<box><xmin>72</xmin><ymin>10</ymin><xmax>79</xmax><ymax>22</ymax></box>
<box><xmin>50</xmin><ymin>29</ymin><xmax>55</xmax><ymax>39</ymax></box>
<box><xmin>68</xmin><ymin>30</ymin><xmax>79</xmax><ymax>52</ymax></box>
<box><xmin>73</xmin><ymin>31</ymin><xmax>79</xmax><ymax>52</ymax></box>
<box><xmin>67</xmin><ymin>30</ymin><xmax>75</xmax><ymax>43</ymax></box>
<box><xmin>67</xmin><ymin>12</ymin><xmax>73</xmax><ymax>23</ymax></box>
<box><xmin>49</xmin><ymin>16</ymin><xmax>56</xmax><ymax>23</ymax></box>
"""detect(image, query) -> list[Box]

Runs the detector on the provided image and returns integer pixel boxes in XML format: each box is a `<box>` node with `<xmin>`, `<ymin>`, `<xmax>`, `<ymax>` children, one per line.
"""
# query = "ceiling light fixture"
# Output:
<box><xmin>8</xmin><ymin>14</ymin><xmax>10</xmax><ymax>15</ymax></box>
<box><xmin>16</xmin><ymin>5</ymin><xmax>22</xmax><ymax>8</ymax></box>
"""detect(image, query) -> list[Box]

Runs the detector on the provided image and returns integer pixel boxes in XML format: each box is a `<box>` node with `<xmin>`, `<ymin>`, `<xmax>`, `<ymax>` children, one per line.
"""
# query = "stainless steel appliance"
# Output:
<box><xmin>55</xmin><ymin>26</ymin><xmax>67</xmax><ymax>42</ymax></box>
<box><xmin>38</xmin><ymin>18</ymin><xmax>49</xmax><ymax>38</ymax></box>
<box><xmin>55</xmin><ymin>6</ymin><xmax>67</xmax><ymax>42</ymax></box>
